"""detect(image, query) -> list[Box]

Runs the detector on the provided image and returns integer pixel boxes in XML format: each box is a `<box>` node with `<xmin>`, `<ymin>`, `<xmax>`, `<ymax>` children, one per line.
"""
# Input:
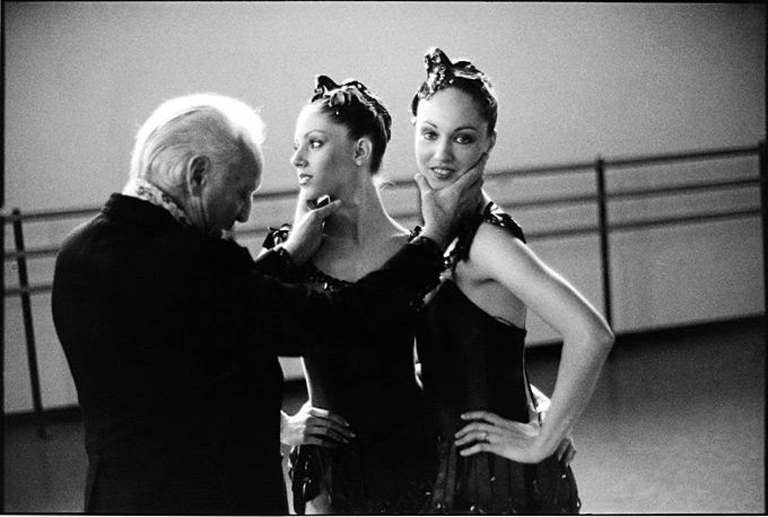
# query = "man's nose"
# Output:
<box><xmin>237</xmin><ymin>199</ymin><xmax>252</xmax><ymax>223</ymax></box>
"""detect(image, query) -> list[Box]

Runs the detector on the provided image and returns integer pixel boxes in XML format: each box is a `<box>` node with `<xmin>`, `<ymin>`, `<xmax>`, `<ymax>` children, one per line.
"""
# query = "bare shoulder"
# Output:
<box><xmin>469</xmin><ymin>221</ymin><xmax>535</xmax><ymax>268</ymax></box>
<box><xmin>460</xmin><ymin>222</ymin><xmax>558</xmax><ymax>296</ymax></box>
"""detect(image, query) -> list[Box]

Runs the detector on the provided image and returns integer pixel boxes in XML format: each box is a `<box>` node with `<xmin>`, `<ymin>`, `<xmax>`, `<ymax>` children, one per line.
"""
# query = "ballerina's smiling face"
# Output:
<box><xmin>413</xmin><ymin>87</ymin><xmax>495</xmax><ymax>190</ymax></box>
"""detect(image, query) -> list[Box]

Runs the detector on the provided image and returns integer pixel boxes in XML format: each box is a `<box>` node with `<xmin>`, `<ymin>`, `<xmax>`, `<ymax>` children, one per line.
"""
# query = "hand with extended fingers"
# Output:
<box><xmin>454</xmin><ymin>410</ymin><xmax>576</xmax><ymax>466</ymax></box>
<box><xmin>280</xmin><ymin>401</ymin><xmax>356</xmax><ymax>448</ymax></box>
<box><xmin>414</xmin><ymin>152</ymin><xmax>486</xmax><ymax>249</ymax></box>
<box><xmin>282</xmin><ymin>197</ymin><xmax>343</xmax><ymax>265</ymax></box>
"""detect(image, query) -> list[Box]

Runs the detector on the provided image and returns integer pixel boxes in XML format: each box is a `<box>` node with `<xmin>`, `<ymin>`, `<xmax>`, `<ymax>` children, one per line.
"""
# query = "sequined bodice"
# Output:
<box><xmin>418</xmin><ymin>280</ymin><xmax>533</xmax><ymax>432</ymax></box>
<box><xmin>263</xmin><ymin>230</ymin><xmax>439</xmax><ymax>514</ymax></box>
<box><xmin>298</xmin><ymin>262</ymin><xmax>427</xmax><ymax>437</ymax></box>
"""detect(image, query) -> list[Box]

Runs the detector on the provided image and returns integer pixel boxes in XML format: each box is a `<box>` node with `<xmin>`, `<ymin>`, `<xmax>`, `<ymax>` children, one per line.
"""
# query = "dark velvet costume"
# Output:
<box><xmin>417</xmin><ymin>202</ymin><xmax>581</xmax><ymax>514</ymax></box>
<box><xmin>264</xmin><ymin>228</ymin><xmax>437</xmax><ymax>514</ymax></box>
<box><xmin>51</xmin><ymin>194</ymin><xmax>444</xmax><ymax>515</ymax></box>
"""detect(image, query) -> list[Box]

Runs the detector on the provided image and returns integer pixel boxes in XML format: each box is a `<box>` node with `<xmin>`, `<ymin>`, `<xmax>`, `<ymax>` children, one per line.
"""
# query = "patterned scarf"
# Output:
<box><xmin>124</xmin><ymin>177</ymin><xmax>191</xmax><ymax>227</ymax></box>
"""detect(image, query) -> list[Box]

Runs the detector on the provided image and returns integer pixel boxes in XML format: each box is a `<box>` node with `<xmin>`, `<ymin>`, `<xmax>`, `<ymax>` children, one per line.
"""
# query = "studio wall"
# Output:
<box><xmin>4</xmin><ymin>2</ymin><xmax>765</xmax><ymax>411</ymax></box>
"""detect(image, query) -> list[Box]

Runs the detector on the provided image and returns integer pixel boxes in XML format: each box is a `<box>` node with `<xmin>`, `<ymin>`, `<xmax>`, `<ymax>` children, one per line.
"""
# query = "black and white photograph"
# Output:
<box><xmin>3</xmin><ymin>2</ymin><xmax>765</xmax><ymax>514</ymax></box>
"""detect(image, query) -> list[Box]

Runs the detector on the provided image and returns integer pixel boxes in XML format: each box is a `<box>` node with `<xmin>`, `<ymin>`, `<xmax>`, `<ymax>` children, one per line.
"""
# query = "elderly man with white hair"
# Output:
<box><xmin>51</xmin><ymin>93</ymin><xmax>482</xmax><ymax>514</ymax></box>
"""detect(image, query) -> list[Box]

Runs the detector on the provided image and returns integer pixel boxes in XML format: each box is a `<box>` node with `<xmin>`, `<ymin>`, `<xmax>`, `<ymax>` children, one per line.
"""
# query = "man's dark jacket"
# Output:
<box><xmin>51</xmin><ymin>194</ymin><xmax>441</xmax><ymax>514</ymax></box>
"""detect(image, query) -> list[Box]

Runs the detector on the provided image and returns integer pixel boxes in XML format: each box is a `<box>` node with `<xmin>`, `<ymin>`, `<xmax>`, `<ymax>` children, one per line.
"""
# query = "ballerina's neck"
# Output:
<box><xmin>322</xmin><ymin>182</ymin><xmax>397</xmax><ymax>246</ymax></box>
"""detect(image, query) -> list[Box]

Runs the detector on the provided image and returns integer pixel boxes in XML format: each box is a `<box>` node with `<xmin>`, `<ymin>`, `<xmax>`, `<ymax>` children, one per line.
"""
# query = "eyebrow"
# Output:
<box><xmin>420</xmin><ymin>120</ymin><xmax>479</xmax><ymax>132</ymax></box>
<box><xmin>294</xmin><ymin>130</ymin><xmax>328</xmax><ymax>146</ymax></box>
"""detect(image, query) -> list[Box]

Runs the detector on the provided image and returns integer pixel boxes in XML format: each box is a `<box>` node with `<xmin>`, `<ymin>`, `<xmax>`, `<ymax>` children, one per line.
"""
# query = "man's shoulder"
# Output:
<box><xmin>58</xmin><ymin>211</ymin><xmax>110</xmax><ymax>257</ymax></box>
<box><xmin>58</xmin><ymin>207</ymin><xmax>195</xmax><ymax>269</ymax></box>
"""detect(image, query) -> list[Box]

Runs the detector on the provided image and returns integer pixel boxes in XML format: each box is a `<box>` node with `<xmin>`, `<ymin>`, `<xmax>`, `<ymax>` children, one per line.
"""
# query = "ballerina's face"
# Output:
<box><xmin>290</xmin><ymin>104</ymin><xmax>358</xmax><ymax>200</ymax></box>
<box><xmin>413</xmin><ymin>87</ymin><xmax>495</xmax><ymax>190</ymax></box>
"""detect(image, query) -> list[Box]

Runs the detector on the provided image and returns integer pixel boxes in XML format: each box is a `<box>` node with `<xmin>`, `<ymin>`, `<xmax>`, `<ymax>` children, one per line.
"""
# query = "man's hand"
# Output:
<box><xmin>416</xmin><ymin>153</ymin><xmax>487</xmax><ymax>249</ymax></box>
<box><xmin>281</xmin><ymin>199</ymin><xmax>342</xmax><ymax>264</ymax></box>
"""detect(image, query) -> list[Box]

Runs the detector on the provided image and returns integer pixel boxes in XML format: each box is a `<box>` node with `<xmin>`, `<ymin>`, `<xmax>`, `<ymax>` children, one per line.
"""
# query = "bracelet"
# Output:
<box><xmin>408</xmin><ymin>234</ymin><xmax>443</xmax><ymax>261</ymax></box>
<box><xmin>273</xmin><ymin>245</ymin><xmax>296</xmax><ymax>270</ymax></box>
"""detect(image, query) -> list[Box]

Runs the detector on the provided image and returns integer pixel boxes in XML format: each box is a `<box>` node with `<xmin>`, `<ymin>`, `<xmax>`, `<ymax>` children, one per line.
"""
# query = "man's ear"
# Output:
<box><xmin>353</xmin><ymin>138</ymin><xmax>373</xmax><ymax>166</ymax></box>
<box><xmin>186</xmin><ymin>155</ymin><xmax>211</xmax><ymax>196</ymax></box>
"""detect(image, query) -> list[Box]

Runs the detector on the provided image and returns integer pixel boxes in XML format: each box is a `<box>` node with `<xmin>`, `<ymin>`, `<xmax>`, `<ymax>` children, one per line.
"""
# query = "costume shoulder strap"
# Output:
<box><xmin>448</xmin><ymin>202</ymin><xmax>526</xmax><ymax>269</ymax></box>
<box><xmin>483</xmin><ymin>202</ymin><xmax>526</xmax><ymax>243</ymax></box>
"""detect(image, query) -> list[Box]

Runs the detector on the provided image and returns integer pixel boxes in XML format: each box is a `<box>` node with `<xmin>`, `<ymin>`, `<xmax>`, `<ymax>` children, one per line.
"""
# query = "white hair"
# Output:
<box><xmin>128</xmin><ymin>93</ymin><xmax>266</xmax><ymax>190</ymax></box>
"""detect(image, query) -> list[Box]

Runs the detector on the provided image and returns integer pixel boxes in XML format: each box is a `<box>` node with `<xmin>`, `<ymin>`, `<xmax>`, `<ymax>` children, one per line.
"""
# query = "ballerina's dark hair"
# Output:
<box><xmin>411</xmin><ymin>47</ymin><xmax>498</xmax><ymax>134</ymax></box>
<box><xmin>309</xmin><ymin>75</ymin><xmax>392</xmax><ymax>173</ymax></box>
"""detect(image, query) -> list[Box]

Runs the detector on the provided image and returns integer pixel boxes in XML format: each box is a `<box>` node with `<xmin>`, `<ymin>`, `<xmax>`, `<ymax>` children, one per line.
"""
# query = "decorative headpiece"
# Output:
<box><xmin>413</xmin><ymin>47</ymin><xmax>497</xmax><ymax>111</ymax></box>
<box><xmin>311</xmin><ymin>74</ymin><xmax>392</xmax><ymax>142</ymax></box>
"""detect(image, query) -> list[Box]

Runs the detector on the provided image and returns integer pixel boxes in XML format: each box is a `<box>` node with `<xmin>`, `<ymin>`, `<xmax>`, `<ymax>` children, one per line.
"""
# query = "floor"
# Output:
<box><xmin>4</xmin><ymin>318</ymin><xmax>765</xmax><ymax>514</ymax></box>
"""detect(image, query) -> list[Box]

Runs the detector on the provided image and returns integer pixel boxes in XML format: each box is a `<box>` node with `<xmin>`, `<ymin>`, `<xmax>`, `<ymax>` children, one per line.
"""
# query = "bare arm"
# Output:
<box><xmin>530</xmin><ymin>384</ymin><xmax>551</xmax><ymax>414</ymax></box>
<box><xmin>413</xmin><ymin>341</ymin><xmax>423</xmax><ymax>389</ymax></box>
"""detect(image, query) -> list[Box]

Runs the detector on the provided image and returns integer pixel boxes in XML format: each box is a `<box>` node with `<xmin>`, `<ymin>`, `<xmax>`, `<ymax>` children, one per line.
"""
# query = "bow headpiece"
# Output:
<box><xmin>311</xmin><ymin>75</ymin><xmax>392</xmax><ymax>142</ymax></box>
<box><xmin>414</xmin><ymin>47</ymin><xmax>496</xmax><ymax>108</ymax></box>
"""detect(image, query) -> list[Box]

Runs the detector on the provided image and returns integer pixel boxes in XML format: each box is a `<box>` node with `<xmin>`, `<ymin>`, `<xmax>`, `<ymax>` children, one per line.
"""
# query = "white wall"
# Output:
<box><xmin>4</xmin><ymin>2</ymin><xmax>765</xmax><ymax>411</ymax></box>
